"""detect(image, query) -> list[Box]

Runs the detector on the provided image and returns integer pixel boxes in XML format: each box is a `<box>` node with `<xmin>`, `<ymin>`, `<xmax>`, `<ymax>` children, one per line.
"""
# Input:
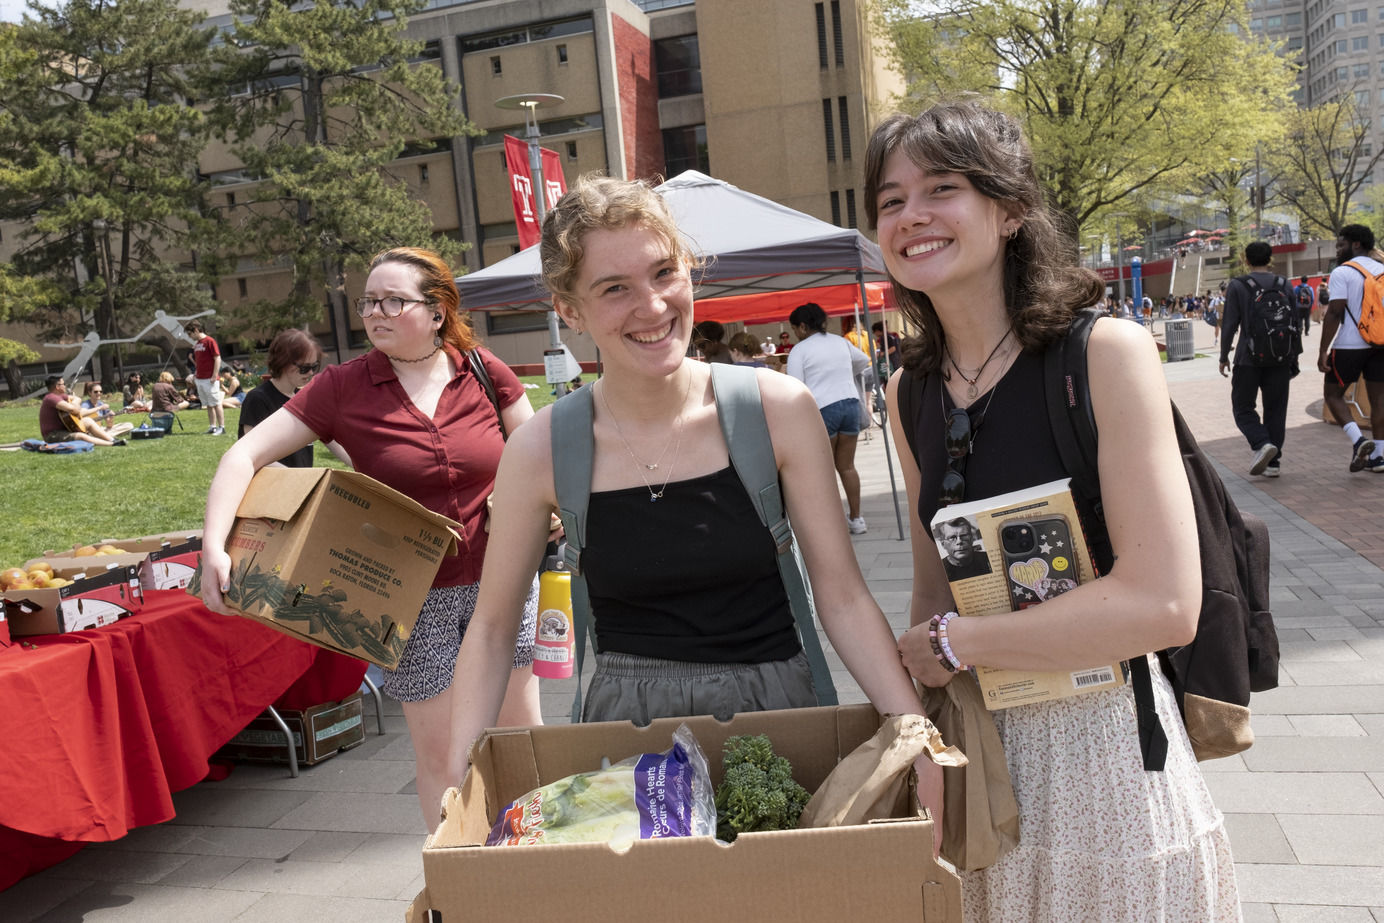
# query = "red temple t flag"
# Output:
<box><xmin>504</xmin><ymin>135</ymin><xmax>568</xmax><ymax>249</ymax></box>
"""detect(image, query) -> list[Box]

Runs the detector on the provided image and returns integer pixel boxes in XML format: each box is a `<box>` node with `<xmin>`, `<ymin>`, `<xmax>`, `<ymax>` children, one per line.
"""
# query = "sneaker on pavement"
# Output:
<box><xmin>1350</xmin><ymin>437</ymin><xmax>1376</xmax><ymax>472</ymax></box>
<box><xmin>1262</xmin><ymin>463</ymin><xmax>1280</xmax><ymax>478</ymax></box>
<box><xmin>847</xmin><ymin>517</ymin><xmax>868</xmax><ymax>535</ymax></box>
<box><xmin>205</xmin><ymin>426</ymin><xmax>217</xmax><ymax>434</ymax></box>
<box><xmin>1250</xmin><ymin>443</ymin><xmax>1279</xmax><ymax>476</ymax></box>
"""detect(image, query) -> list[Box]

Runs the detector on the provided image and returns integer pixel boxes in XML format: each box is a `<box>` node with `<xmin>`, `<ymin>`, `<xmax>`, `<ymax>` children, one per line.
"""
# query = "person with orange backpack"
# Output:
<box><xmin>1319</xmin><ymin>224</ymin><xmax>1384</xmax><ymax>473</ymax></box>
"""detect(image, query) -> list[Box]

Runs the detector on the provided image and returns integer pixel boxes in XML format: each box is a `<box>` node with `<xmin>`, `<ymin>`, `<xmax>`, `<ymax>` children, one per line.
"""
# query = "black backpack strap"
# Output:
<box><xmin>710</xmin><ymin>364</ymin><xmax>836</xmax><ymax>705</ymax></box>
<box><xmin>550</xmin><ymin>386</ymin><xmax>596</xmax><ymax>723</ymax></box>
<box><xmin>1042</xmin><ymin>308</ymin><xmax>1168</xmax><ymax>770</ymax></box>
<box><xmin>896</xmin><ymin>367</ymin><xmax>926</xmax><ymax>464</ymax></box>
<box><xmin>466</xmin><ymin>349</ymin><xmax>506</xmax><ymax>439</ymax></box>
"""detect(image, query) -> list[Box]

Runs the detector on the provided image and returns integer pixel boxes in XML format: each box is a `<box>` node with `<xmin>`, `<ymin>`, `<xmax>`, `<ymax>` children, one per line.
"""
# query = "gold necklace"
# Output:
<box><xmin>946</xmin><ymin>329</ymin><xmax>1013</xmax><ymax>400</ymax></box>
<box><xmin>598</xmin><ymin>375</ymin><xmax>691</xmax><ymax>502</ymax></box>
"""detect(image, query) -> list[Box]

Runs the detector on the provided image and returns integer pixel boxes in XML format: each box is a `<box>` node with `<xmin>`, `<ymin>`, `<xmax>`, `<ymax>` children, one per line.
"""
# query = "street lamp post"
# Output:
<box><xmin>495</xmin><ymin>92</ymin><xmax>571</xmax><ymax>394</ymax></box>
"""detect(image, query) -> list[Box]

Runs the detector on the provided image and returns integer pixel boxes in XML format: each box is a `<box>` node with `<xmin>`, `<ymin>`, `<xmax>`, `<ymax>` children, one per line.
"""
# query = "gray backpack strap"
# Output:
<box><xmin>550</xmin><ymin>386</ymin><xmax>596</xmax><ymax>723</ymax></box>
<box><xmin>709</xmin><ymin>364</ymin><xmax>838</xmax><ymax>705</ymax></box>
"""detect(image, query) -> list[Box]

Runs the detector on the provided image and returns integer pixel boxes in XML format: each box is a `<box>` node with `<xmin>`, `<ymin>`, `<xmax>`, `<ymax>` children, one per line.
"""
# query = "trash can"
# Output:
<box><xmin>1164</xmin><ymin>318</ymin><xmax>1194</xmax><ymax>362</ymax></box>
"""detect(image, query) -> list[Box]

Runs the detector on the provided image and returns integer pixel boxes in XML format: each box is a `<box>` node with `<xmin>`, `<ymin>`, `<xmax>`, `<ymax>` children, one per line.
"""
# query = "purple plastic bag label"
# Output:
<box><xmin>634</xmin><ymin>743</ymin><xmax>695</xmax><ymax>839</ymax></box>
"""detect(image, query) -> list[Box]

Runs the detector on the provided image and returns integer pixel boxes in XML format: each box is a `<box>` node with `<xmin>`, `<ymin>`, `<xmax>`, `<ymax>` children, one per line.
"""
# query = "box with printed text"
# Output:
<box><xmin>187</xmin><ymin>468</ymin><xmax>460</xmax><ymax>669</ymax></box>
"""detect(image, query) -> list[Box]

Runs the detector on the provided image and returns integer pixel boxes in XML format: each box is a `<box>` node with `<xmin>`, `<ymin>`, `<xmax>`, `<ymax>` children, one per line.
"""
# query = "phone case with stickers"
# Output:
<box><xmin>999</xmin><ymin>516</ymin><xmax>1081</xmax><ymax>610</ymax></box>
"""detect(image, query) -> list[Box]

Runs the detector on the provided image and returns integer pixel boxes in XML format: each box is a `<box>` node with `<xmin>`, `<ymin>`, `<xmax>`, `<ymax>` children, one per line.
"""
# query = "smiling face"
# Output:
<box><xmin>874</xmin><ymin>151</ymin><xmax>1016</xmax><ymax>302</ymax></box>
<box><xmin>554</xmin><ymin>223</ymin><xmax>693</xmax><ymax>379</ymax></box>
<box><xmin>361</xmin><ymin>260</ymin><xmax>438</xmax><ymax>358</ymax></box>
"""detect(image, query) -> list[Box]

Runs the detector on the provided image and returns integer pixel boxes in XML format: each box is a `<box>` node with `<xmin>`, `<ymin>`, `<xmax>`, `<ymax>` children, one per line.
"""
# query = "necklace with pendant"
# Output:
<box><xmin>598</xmin><ymin>375</ymin><xmax>691</xmax><ymax>502</ymax></box>
<box><xmin>946</xmin><ymin>329</ymin><xmax>1013</xmax><ymax>401</ymax></box>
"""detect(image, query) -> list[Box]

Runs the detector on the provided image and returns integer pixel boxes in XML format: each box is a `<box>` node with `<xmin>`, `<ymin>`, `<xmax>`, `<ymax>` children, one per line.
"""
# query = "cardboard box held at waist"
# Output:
<box><xmin>190</xmin><ymin>468</ymin><xmax>460</xmax><ymax>669</ymax></box>
<box><xmin>408</xmin><ymin>705</ymin><xmax>963</xmax><ymax>923</ymax></box>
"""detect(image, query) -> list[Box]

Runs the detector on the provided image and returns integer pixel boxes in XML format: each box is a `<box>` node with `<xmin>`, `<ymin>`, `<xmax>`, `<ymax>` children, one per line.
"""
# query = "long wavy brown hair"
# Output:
<box><xmin>368</xmin><ymin>247</ymin><xmax>479</xmax><ymax>353</ymax></box>
<box><xmin>863</xmin><ymin>102</ymin><xmax>1103</xmax><ymax>374</ymax></box>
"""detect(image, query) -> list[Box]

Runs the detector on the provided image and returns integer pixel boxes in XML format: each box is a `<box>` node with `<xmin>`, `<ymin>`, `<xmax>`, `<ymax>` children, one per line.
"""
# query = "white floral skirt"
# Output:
<box><xmin>961</xmin><ymin>654</ymin><xmax>1241</xmax><ymax>922</ymax></box>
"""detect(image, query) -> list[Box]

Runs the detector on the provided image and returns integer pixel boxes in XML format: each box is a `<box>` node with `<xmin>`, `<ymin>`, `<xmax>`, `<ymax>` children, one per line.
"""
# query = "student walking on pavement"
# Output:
<box><xmin>1219</xmin><ymin>240</ymin><xmax>1299</xmax><ymax>477</ymax></box>
<box><xmin>1319</xmin><ymin>224</ymin><xmax>1384</xmax><ymax>473</ymax></box>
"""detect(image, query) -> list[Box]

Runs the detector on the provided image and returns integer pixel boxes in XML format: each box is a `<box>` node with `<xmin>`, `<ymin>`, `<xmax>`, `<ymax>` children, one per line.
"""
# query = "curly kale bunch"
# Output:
<box><xmin>714</xmin><ymin>734</ymin><xmax>810</xmax><ymax>841</ymax></box>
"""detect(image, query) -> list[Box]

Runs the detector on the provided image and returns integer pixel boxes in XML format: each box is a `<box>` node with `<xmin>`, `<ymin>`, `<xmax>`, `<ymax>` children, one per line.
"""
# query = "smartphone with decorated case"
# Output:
<box><xmin>999</xmin><ymin>516</ymin><xmax>1081</xmax><ymax>610</ymax></box>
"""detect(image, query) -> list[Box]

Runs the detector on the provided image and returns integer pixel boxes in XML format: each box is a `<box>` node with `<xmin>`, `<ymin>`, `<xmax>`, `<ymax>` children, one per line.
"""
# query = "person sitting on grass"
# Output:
<box><xmin>38</xmin><ymin>376</ymin><xmax>125</xmax><ymax>446</ymax></box>
<box><xmin>123</xmin><ymin>372</ymin><xmax>151</xmax><ymax>413</ymax></box>
<box><xmin>151</xmin><ymin>371</ymin><xmax>191</xmax><ymax>414</ymax></box>
<box><xmin>81</xmin><ymin>381</ymin><xmax>115</xmax><ymax>426</ymax></box>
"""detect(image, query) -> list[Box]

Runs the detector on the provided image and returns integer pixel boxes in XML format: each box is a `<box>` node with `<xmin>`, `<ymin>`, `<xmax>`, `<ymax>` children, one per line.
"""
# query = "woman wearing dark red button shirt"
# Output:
<box><xmin>201</xmin><ymin>247</ymin><xmax>540</xmax><ymax>829</ymax></box>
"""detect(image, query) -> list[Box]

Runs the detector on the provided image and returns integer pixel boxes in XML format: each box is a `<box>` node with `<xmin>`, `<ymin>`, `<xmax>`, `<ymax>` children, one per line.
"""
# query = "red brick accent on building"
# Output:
<box><xmin>610</xmin><ymin>13</ymin><xmax>663</xmax><ymax>181</ymax></box>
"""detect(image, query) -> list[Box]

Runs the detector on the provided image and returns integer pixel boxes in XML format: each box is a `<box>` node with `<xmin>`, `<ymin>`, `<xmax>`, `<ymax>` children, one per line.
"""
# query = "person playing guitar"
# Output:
<box><xmin>39</xmin><ymin>375</ymin><xmax>128</xmax><ymax>447</ymax></box>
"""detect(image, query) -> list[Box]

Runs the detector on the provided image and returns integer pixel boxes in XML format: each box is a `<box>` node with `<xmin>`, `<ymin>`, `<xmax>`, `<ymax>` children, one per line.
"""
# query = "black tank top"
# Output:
<box><xmin>911</xmin><ymin>350</ymin><xmax>1072</xmax><ymax>528</ymax></box>
<box><xmin>582</xmin><ymin>466</ymin><xmax>801</xmax><ymax>663</ymax></box>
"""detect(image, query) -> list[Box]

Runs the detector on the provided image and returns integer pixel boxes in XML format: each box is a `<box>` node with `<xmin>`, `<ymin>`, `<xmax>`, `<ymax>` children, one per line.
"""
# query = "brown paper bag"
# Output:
<box><xmin>921</xmin><ymin>672</ymin><xmax>1021</xmax><ymax>871</ymax></box>
<box><xmin>798</xmin><ymin>713</ymin><xmax>966</xmax><ymax>829</ymax></box>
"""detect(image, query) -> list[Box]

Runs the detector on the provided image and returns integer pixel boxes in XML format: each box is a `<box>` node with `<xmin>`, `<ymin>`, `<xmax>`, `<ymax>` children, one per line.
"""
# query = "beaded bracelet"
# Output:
<box><xmin>926</xmin><ymin>612</ymin><xmax>958</xmax><ymax>673</ymax></box>
<box><xmin>936</xmin><ymin>611</ymin><xmax>967</xmax><ymax>672</ymax></box>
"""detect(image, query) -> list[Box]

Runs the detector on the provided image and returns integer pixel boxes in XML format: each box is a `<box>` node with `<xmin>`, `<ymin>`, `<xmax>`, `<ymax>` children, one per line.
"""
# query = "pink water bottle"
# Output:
<box><xmin>532</xmin><ymin>546</ymin><xmax>574</xmax><ymax>679</ymax></box>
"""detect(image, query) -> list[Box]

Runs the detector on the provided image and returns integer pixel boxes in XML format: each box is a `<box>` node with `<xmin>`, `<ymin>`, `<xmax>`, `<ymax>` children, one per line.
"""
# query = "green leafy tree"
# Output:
<box><xmin>1276</xmin><ymin>97</ymin><xmax>1384</xmax><ymax>239</ymax></box>
<box><xmin>210</xmin><ymin>0</ymin><xmax>472</xmax><ymax>359</ymax></box>
<box><xmin>874</xmin><ymin>0</ymin><xmax>1297</xmax><ymax>241</ymax></box>
<box><xmin>0</xmin><ymin>0</ymin><xmax>222</xmax><ymax>386</ymax></box>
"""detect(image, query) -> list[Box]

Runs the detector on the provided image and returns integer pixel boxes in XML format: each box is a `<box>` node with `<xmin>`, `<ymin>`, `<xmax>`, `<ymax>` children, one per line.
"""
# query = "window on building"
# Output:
<box><xmin>822</xmin><ymin>99</ymin><xmax>836</xmax><ymax>163</ymax></box>
<box><xmin>419</xmin><ymin>164</ymin><xmax>429</xmax><ymax>185</ymax></box>
<box><xmin>1333</xmin><ymin>12</ymin><xmax>1346</xmax><ymax>26</ymax></box>
<box><xmin>1379</xmin><ymin>33</ymin><xmax>1384</xmax><ymax>45</ymax></box>
<box><xmin>838</xmin><ymin>96</ymin><xmax>851</xmax><ymax>161</ymax></box>
<box><xmin>1288</xmin><ymin>36</ymin><xmax>1304</xmax><ymax>49</ymax></box>
<box><xmin>1353</xmin><ymin>35</ymin><xmax>1369</xmax><ymax>49</ymax></box>
<box><xmin>655</xmin><ymin>35</ymin><xmax>702</xmax><ymax>98</ymax></box>
<box><xmin>237</xmin><ymin>278</ymin><xmax>248</xmax><ymax>298</ymax></box>
<box><xmin>566</xmin><ymin>140</ymin><xmax>578</xmax><ymax>160</ymax></box>
<box><xmin>1336</xmin><ymin>39</ymin><xmax>1347</xmax><ymax>52</ymax></box>
<box><xmin>1355</xmin><ymin>62</ymin><xmax>1370</xmax><ymax>76</ymax></box>
<box><xmin>490</xmin><ymin>56</ymin><xmax>501</xmax><ymax>76</ymax></box>
<box><xmin>845</xmin><ymin>188</ymin><xmax>857</xmax><ymax>228</ymax></box>
<box><xmin>830</xmin><ymin>190</ymin><xmax>841</xmax><ymax>226</ymax></box>
<box><xmin>1285</xmin><ymin>11</ymin><xmax>1302</xmax><ymax>24</ymax></box>
<box><xmin>1352</xmin><ymin>8</ymin><xmax>1368</xmax><ymax>22</ymax></box>
<box><xmin>557</xmin><ymin>44</ymin><xmax>568</xmax><ymax>64</ymax></box>
<box><xmin>815</xmin><ymin>3</ymin><xmax>827</xmax><ymax>68</ymax></box>
<box><xmin>662</xmin><ymin>124</ymin><xmax>709</xmax><ymax>176</ymax></box>
<box><xmin>1336</xmin><ymin>66</ymin><xmax>1349</xmax><ymax>80</ymax></box>
<box><xmin>831</xmin><ymin>0</ymin><xmax>844</xmax><ymax>66</ymax></box>
<box><xmin>226</xmin><ymin>191</ymin><xmax>235</xmax><ymax>207</ymax></box>
<box><xmin>485</xmin><ymin>310</ymin><xmax>553</xmax><ymax>335</ymax></box>
<box><xmin>1266</xmin><ymin>15</ymin><xmax>1281</xmax><ymax>26</ymax></box>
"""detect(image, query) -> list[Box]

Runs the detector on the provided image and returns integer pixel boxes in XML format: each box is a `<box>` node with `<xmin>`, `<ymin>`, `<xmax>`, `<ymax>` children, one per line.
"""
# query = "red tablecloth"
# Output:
<box><xmin>0</xmin><ymin>589</ymin><xmax>365</xmax><ymax>890</ymax></box>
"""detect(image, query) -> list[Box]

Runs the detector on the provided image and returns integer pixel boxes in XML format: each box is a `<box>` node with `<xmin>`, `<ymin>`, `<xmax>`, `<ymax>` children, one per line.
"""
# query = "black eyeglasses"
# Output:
<box><xmin>939</xmin><ymin>407</ymin><xmax>972</xmax><ymax>506</ymax></box>
<box><xmin>296</xmin><ymin>363</ymin><xmax>320</xmax><ymax>375</ymax></box>
<box><xmin>354</xmin><ymin>296</ymin><xmax>429</xmax><ymax>318</ymax></box>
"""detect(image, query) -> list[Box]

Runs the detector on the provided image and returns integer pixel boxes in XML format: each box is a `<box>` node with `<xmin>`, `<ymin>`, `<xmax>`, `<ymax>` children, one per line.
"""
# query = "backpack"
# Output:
<box><xmin>1045</xmin><ymin>310</ymin><xmax>1279</xmax><ymax>768</ymax></box>
<box><xmin>896</xmin><ymin>311</ymin><xmax>1279</xmax><ymax>769</ymax></box>
<box><xmin>1343</xmin><ymin>260</ymin><xmax>1384</xmax><ymax>346</ymax></box>
<box><xmin>1239</xmin><ymin>274</ymin><xmax>1300</xmax><ymax>365</ymax></box>
<box><xmin>551</xmin><ymin>363</ymin><xmax>837</xmax><ymax>723</ymax></box>
<box><xmin>1295</xmin><ymin>284</ymin><xmax>1314</xmax><ymax>312</ymax></box>
<box><xmin>1204</xmin><ymin>306</ymin><xmax>1218</xmax><ymax>328</ymax></box>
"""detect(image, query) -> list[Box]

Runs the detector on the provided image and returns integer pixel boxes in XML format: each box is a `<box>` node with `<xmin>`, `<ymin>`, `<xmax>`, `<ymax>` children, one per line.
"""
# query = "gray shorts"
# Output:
<box><xmin>581</xmin><ymin>649</ymin><xmax>818</xmax><ymax>725</ymax></box>
<box><xmin>381</xmin><ymin>578</ymin><xmax>538</xmax><ymax>703</ymax></box>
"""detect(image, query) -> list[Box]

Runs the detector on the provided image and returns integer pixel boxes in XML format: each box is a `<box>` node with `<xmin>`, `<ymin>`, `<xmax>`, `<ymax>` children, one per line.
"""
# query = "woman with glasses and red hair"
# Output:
<box><xmin>201</xmin><ymin>247</ymin><xmax>541</xmax><ymax>830</ymax></box>
<box><xmin>871</xmin><ymin>102</ymin><xmax>1238</xmax><ymax>919</ymax></box>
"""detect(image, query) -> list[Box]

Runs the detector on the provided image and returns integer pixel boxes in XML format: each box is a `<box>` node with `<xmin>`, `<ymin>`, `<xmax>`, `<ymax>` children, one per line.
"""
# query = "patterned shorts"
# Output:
<box><xmin>380</xmin><ymin>578</ymin><xmax>538</xmax><ymax>703</ymax></box>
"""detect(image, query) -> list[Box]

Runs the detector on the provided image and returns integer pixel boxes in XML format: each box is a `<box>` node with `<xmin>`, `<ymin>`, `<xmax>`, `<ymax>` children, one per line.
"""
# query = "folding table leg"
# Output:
<box><xmin>263</xmin><ymin>705</ymin><xmax>299</xmax><ymax>778</ymax></box>
<box><xmin>360</xmin><ymin>674</ymin><xmax>386</xmax><ymax>736</ymax></box>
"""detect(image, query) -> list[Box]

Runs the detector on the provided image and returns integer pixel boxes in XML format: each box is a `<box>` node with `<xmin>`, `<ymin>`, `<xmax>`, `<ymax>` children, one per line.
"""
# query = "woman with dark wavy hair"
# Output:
<box><xmin>201</xmin><ymin>247</ymin><xmax>541</xmax><ymax>830</ymax></box>
<box><xmin>871</xmin><ymin>102</ymin><xmax>1239</xmax><ymax>919</ymax></box>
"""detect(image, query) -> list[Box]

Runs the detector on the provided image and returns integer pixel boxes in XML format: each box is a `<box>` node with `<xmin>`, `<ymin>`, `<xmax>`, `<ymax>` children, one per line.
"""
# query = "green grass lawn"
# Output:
<box><xmin>0</xmin><ymin>376</ymin><xmax>559</xmax><ymax>569</ymax></box>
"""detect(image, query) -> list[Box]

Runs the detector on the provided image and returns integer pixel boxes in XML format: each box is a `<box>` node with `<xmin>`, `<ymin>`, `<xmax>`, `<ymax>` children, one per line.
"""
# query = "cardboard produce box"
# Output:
<box><xmin>216</xmin><ymin>691</ymin><xmax>365</xmax><ymax>767</ymax></box>
<box><xmin>408</xmin><ymin>705</ymin><xmax>963</xmax><ymax>923</ymax></box>
<box><xmin>139</xmin><ymin>535</ymin><xmax>203</xmax><ymax>590</ymax></box>
<box><xmin>189</xmin><ymin>467</ymin><xmax>460</xmax><ymax>669</ymax></box>
<box><xmin>27</xmin><ymin>530</ymin><xmax>205</xmax><ymax>579</ymax></box>
<box><xmin>3</xmin><ymin>563</ymin><xmax>145</xmax><ymax>636</ymax></box>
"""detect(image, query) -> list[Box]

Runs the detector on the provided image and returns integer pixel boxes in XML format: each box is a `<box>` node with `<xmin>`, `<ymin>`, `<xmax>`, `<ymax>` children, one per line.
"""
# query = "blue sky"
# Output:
<box><xmin>1</xmin><ymin>0</ymin><xmax>28</xmax><ymax>24</ymax></box>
